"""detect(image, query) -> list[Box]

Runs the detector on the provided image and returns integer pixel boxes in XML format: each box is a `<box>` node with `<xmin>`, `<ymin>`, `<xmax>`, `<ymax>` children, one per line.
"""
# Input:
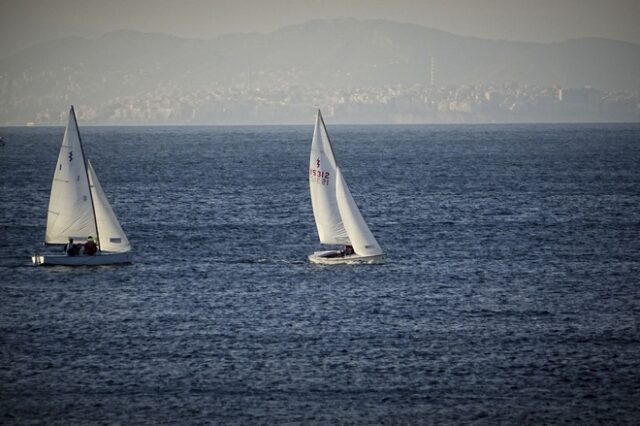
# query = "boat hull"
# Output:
<box><xmin>32</xmin><ymin>251</ymin><xmax>132</xmax><ymax>266</ymax></box>
<box><xmin>308</xmin><ymin>250</ymin><xmax>385</xmax><ymax>265</ymax></box>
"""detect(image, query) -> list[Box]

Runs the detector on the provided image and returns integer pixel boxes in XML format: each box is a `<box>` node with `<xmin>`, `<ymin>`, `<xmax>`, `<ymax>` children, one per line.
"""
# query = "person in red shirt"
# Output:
<box><xmin>84</xmin><ymin>236</ymin><xmax>97</xmax><ymax>256</ymax></box>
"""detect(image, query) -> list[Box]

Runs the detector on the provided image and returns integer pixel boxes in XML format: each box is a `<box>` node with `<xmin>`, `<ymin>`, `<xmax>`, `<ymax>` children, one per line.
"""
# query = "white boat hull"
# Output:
<box><xmin>308</xmin><ymin>250</ymin><xmax>385</xmax><ymax>265</ymax></box>
<box><xmin>32</xmin><ymin>251</ymin><xmax>132</xmax><ymax>266</ymax></box>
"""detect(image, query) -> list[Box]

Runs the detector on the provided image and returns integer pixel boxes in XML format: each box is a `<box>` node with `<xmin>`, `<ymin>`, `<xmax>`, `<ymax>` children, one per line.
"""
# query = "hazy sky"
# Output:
<box><xmin>1</xmin><ymin>0</ymin><xmax>639</xmax><ymax>57</ymax></box>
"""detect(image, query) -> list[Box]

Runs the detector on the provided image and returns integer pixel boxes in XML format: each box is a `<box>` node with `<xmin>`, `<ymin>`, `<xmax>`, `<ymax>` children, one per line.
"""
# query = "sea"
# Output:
<box><xmin>1</xmin><ymin>123</ymin><xmax>639</xmax><ymax>425</ymax></box>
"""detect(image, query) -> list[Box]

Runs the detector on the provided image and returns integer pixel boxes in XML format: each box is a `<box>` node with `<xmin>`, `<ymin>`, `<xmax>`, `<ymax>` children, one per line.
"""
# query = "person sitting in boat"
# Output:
<box><xmin>65</xmin><ymin>238</ymin><xmax>80</xmax><ymax>256</ymax></box>
<box><xmin>84</xmin><ymin>236</ymin><xmax>97</xmax><ymax>256</ymax></box>
<box><xmin>343</xmin><ymin>245</ymin><xmax>354</xmax><ymax>256</ymax></box>
<box><xmin>64</xmin><ymin>237</ymin><xmax>73</xmax><ymax>253</ymax></box>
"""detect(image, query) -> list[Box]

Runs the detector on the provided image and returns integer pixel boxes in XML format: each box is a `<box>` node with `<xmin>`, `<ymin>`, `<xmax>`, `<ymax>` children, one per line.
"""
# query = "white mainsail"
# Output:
<box><xmin>309</xmin><ymin>109</ymin><xmax>382</xmax><ymax>256</ymax></box>
<box><xmin>45</xmin><ymin>107</ymin><xmax>97</xmax><ymax>244</ymax></box>
<box><xmin>87</xmin><ymin>160</ymin><xmax>131</xmax><ymax>253</ymax></box>
<box><xmin>334</xmin><ymin>168</ymin><xmax>383</xmax><ymax>256</ymax></box>
<box><xmin>309</xmin><ymin>110</ymin><xmax>349</xmax><ymax>244</ymax></box>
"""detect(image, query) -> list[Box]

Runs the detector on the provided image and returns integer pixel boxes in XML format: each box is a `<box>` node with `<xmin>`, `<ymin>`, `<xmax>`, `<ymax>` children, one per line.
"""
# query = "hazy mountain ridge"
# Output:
<box><xmin>4</xmin><ymin>18</ymin><xmax>639</xmax><ymax>90</ymax></box>
<box><xmin>1</xmin><ymin>19</ymin><xmax>639</xmax><ymax>124</ymax></box>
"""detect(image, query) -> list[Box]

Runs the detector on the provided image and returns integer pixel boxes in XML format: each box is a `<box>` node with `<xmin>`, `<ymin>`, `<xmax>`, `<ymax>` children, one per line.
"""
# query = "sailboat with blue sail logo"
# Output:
<box><xmin>32</xmin><ymin>106</ymin><xmax>132</xmax><ymax>266</ymax></box>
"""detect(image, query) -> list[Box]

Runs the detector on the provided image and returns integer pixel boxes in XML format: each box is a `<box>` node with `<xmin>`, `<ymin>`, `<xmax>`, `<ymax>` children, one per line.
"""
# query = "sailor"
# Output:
<box><xmin>84</xmin><ymin>236</ymin><xmax>97</xmax><ymax>256</ymax></box>
<box><xmin>65</xmin><ymin>238</ymin><xmax>80</xmax><ymax>256</ymax></box>
<box><xmin>343</xmin><ymin>245</ymin><xmax>354</xmax><ymax>256</ymax></box>
<box><xmin>64</xmin><ymin>237</ymin><xmax>73</xmax><ymax>254</ymax></box>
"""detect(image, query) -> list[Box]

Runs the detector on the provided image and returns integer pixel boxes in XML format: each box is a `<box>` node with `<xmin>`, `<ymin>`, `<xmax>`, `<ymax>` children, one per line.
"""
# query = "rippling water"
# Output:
<box><xmin>1</xmin><ymin>123</ymin><xmax>639</xmax><ymax>424</ymax></box>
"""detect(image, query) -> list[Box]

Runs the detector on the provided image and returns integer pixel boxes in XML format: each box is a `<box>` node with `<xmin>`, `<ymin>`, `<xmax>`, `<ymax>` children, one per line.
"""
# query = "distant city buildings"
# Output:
<box><xmin>0</xmin><ymin>68</ymin><xmax>638</xmax><ymax>125</ymax></box>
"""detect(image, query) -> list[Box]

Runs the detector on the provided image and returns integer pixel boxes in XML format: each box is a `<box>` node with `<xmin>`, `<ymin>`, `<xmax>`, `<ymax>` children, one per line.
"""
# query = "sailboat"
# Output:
<box><xmin>32</xmin><ymin>106</ymin><xmax>132</xmax><ymax>266</ymax></box>
<box><xmin>308</xmin><ymin>110</ymin><xmax>384</xmax><ymax>265</ymax></box>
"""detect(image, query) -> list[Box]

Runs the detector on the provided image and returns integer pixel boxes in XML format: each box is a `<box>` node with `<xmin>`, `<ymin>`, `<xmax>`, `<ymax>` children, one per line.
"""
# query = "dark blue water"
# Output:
<box><xmin>1</xmin><ymin>123</ymin><xmax>640</xmax><ymax>425</ymax></box>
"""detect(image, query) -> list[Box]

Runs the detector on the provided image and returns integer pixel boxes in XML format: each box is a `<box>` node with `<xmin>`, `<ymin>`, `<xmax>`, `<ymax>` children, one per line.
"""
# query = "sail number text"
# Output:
<box><xmin>309</xmin><ymin>169</ymin><xmax>330</xmax><ymax>186</ymax></box>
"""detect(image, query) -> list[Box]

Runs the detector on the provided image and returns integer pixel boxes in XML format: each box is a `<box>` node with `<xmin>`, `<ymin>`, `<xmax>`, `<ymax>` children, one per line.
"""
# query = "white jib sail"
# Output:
<box><xmin>335</xmin><ymin>168</ymin><xmax>383</xmax><ymax>256</ymax></box>
<box><xmin>45</xmin><ymin>107</ymin><xmax>97</xmax><ymax>244</ymax></box>
<box><xmin>309</xmin><ymin>110</ymin><xmax>349</xmax><ymax>245</ymax></box>
<box><xmin>87</xmin><ymin>160</ymin><xmax>131</xmax><ymax>253</ymax></box>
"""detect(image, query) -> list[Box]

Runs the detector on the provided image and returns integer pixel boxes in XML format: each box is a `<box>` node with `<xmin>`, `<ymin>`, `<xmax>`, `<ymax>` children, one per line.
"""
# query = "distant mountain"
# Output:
<box><xmin>1</xmin><ymin>19</ymin><xmax>639</xmax><ymax>124</ymax></box>
<box><xmin>3</xmin><ymin>18</ymin><xmax>640</xmax><ymax>91</ymax></box>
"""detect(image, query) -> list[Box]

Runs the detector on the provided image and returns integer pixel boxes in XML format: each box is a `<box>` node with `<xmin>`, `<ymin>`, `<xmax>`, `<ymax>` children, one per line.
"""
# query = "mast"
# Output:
<box><xmin>71</xmin><ymin>105</ymin><xmax>101</xmax><ymax>251</ymax></box>
<box><xmin>317</xmin><ymin>109</ymin><xmax>340</xmax><ymax>166</ymax></box>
